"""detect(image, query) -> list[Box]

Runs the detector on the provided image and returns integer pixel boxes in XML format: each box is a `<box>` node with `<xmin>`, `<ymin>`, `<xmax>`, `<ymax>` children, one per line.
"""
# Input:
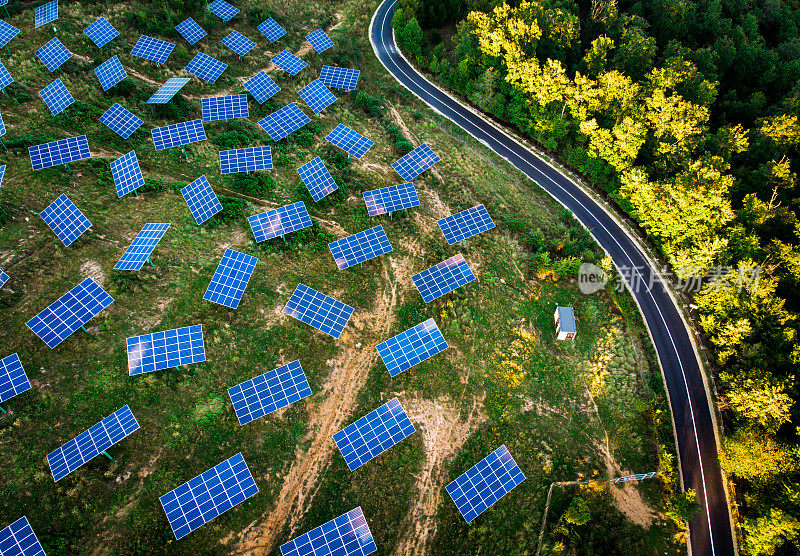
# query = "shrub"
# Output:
<box><xmin>206</xmin><ymin>195</ymin><xmax>248</xmax><ymax>228</ymax></box>
<box><xmin>355</xmin><ymin>91</ymin><xmax>385</xmax><ymax>117</ymax></box>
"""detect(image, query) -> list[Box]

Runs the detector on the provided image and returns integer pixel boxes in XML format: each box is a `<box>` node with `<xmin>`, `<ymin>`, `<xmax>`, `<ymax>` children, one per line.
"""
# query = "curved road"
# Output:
<box><xmin>370</xmin><ymin>1</ymin><xmax>734</xmax><ymax>554</ymax></box>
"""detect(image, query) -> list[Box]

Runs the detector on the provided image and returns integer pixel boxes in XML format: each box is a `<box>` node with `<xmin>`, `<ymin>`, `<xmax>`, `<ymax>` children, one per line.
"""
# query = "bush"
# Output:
<box><xmin>227</xmin><ymin>173</ymin><xmax>276</xmax><ymax>197</ymax></box>
<box><xmin>4</xmin><ymin>132</ymin><xmax>57</xmax><ymax>154</ymax></box>
<box><xmin>205</xmin><ymin>195</ymin><xmax>248</xmax><ymax>228</ymax></box>
<box><xmin>355</xmin><ymin>91</ymin><xmax>385</xmax><ymax>117</ymax></box>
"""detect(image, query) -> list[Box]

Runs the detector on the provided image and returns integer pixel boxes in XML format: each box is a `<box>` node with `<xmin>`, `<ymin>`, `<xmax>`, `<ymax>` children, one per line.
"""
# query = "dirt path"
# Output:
<box><xmin>388</xmin><ymin>103</ymin><xmax>445</xmax><ymax>185</ymax></box>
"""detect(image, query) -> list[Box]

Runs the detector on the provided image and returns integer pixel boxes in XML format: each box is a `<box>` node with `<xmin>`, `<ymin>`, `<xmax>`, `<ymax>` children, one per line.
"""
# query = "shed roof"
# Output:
<box><xmin>557</xmin><ymin>306</ymin><xmax>576</xmax><ymax>333</ymax></box>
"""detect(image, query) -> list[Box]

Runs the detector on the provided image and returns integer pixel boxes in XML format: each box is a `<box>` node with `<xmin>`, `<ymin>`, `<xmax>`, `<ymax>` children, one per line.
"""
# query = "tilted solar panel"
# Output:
<box><xmin>0</xmin><ymin>353</ymin><xmax>31</xmax><ymax>404</ymax></box>
<box><xmin>181</xmin><ymin>175</ymin><xmax>221</xmax><ymax>225</ymax></box>
<box><xmin>297</xmin><ymin>157</ymin><xmax>337</xmax><ymax>201</ymax></box>
<box><xmin>160</xmin><ymin>453</ymin><xmax>258</xmax><ymax>540</ymax></box>
<box><xmin>84</xmin><ymin>17</ymin><xmax>119</xmax><ymax>48</ymax></box>
<box><xmin>392</xmin><ymin>143</ymin><xmax>441</xmax><ymax>181</ymax></box>
<box><xmin>258</xmin><ymin>103</ymin><xmax>310</xmax><ymax>142</ymax></box>
<box><xmin>147</xmin><ymin>77</ymin><xmax>191</xmax><ymax>104</ymax></box>
<box><xmin>208</xmin><ymin>0</ymin><xmax>239</xmax><ymax>21</ymax></box>
<box><xmin>297</xmin><ymin>79</ymin><xmax>336</xmax><ymax>114</ymax></box>
<box><xmin>376</xmin><ymin>318</ymin><xmax>448</xmax><ymax>377</ymax></box>
<box><xmin>36</xmin><ymin>37</ymin><xmax>71</xmax><ymax>72</ymax></box>
<box><xmin>220</xmin><ymin>145</ymin><xmax>271</xmax><ymax>175</ymax></box>
<box><xmin>248</xmin><ymin>201</ymin><xmax>311</xmax><ymax>242</ymax></box>
<box><xmin>99</xmin><ymin>103</ymin><xmax>143</xmax><ymax>140</ymax></box>
<box><xmin>47</xmin><ymin>405</ymin><xmax>139</xmax><ymax>481</ymax></box>
<box><xmin>280</xmin><ymin>507</ymin><xmax>377</xmax><ymax>556</ymax></box>
<box><xmin>221</xmin><ymin>30</ymin><xmax>256</xmax><ymax>56</ymax></box>
<box><xmin>228</xmin><ymin>360</ymin><xmax>312</xmax><ymax>425</ymax></box>
<box><xmin>446</xmin><ymin>445</ymin><xmax>526</xmax><ymax>523</ymax></box>
<box><xmin>329</xmin><ymin>225</ymin><xmax>393</xmax><ymax>270</ymax></box>
<box><xmin>0</xmin><ymin>60</ymin><xmax>14</xmax><ymax>90</ymax></box>
<box><xmin>184</xmin><ymin>52</ymin><xmax>227</xmax><ymax>84</ymax></box>
<box><xmin>437</xmin><ymin>204</ymin><xmax>495</xmax><ymax>245</ymax></box>
<box><xmin>201</xmin><ymin>94</ymin><xmax>248</xmax><ymax>122</ymax></box>
<box><xmin>271</xmin><ymin>50</ymin><xmax>307</xmax><ymax>76</ymax></box>
<box><xmin>283</xmin><ymin>283</ymin><xmax>353</xmax><ymax>339</ymax></box>
<box><xmin>35</xmin><ymin>0</ymin><xmax>57</xmax><ymax>28</ymax></box>
<box><xmin>258</xmin><ymin>18</ymin><xmax>286</xmax><ymax>42</ymax></box>
<box><xmin>326</xmin><ymin>124</ymin><xmax>374</xmax><ymax>159</ymax></box>
<box><xmin>175</xmin><ymin>18</ymin><xmax>206</xmax><ymax>45</ymax></box>
<box><xmin>127</xmin><ymin>324</ymin><xmax>205</xmax><ymax>375</ymax></box>
<box><xmin>94</xmin><ymin>55</ymin><xmax>127</xmax><ymax>91</ymax></box>
<box><xmin>29</xmin><ymin>135</ymin><xmax>91</xmax><ymax>170</ymax></box>
<box><xmin>412</xmin><ymin>253</ymin><xmax>476</xmax><ymax>303</ymax></box>
<box><xmin>40</xmin><ymin>194</ymin><xmax>90</xmax><ymax>246</ymax></box>
<box><xmin>306</xmin><ymin>28</ymin><xmax>334</xmax><ymax>53</ymax></box>
<box><xmin>151</xmin><ymin>119</ymin><xmax>206</xmax><ymax>151</ymax></box>
<box><xmin>0</xmin><ymin>20</ymin><xmax>20</xmax><ymax>49</ymax></box>
<box><xmin>318</xmin><ymin>65</ymin><xmax>360</xmax><ymax>90</ymax></box>
<box><xmin>333</xmin><ymin>398</ymin><xmax>416</xmax><ymax>471</ymax></box>
<box><xmin>244</xmin><ymin>71</ymin><xmax>280</xmax><ymax>104</ymax></box>
<box><xmin>363</xmin><ymin>182</ymin><xmax>419</xmax><ymax>216</ymax></box>
<box><xmin>114</xmin><ymin>223</ymin><xmax>170</xmax><ymax>271</ymax></box>
<box><xmin>0</xmin><ymin>517</ymin><xmax>46</xmax><ymax>556</ymax></box>
<box><xmin>131</xmin><ymin>35</ymin><xmax>175</xmax><ymax>64</ymax></box>
<box><xmin>0</xmin><ymin>111</ymin><xmax>5</xmax><ymax>138</ymax></box>
<box><xmin>110</xmin><ymin>150</ymin><xmax>144</xmax><ymax>198</ymax></box>
<box><xmin>203</xmin><ymin>249</ymin><xmax>258</xmax><ymax>309</ymax></box>
<box><xmin>39</xmin><ymin>78</ymin><xmax>74</xmax><ymax>116</ymax></box>
<box><xmin>0</xmin><ymin>267</ymin><xmax>7</xmax><ymax>289</ymax></box>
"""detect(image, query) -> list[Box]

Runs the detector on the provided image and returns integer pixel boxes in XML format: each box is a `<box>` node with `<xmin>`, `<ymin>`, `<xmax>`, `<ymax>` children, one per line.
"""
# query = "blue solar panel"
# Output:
<box><xmin>47</xmin><ymin>405</ymin><xmax>139</xmax><ymax>482</ymax></box>
<box><xmin>271</xmin><ymin>50</ymin><xmax>307</xmax><ymax>76</ymax></box>
<box><xmin>326</xmin><ymin>124</ymin><xmax>374</xmax><ymax>159</ymax></box>
<box><xmin>160</xmin><ymin>453</ymin><xmax>258</xmax><ymax>540</ymax></box>
<box><xmin>0</xmin><ymin>60</ymin><xmax>13</xmax><ymax>90</ymax></box>
<box><xmin>151</xmin><ymin>119</ymin><xmax>206</xmax><ymax>151</ymax></box>
<box><xmin>35</xmin><ymin>0</ymin><xmax>57</xmax><ymax>28</ymax></box>
<box><xmin>0</xmin><ymin>353</ymin><xmax>31</xmax><ymax>405</ymax></box>
<box><xmin>248</xmin><ymin>201</ymin><xmax>311</xmax><ymax>242</ymax></box>
<box><xmin>114</xmin><ymin>223</ymin><xmax>170</xmax><ymax>271</ymax></box>
<box><xmin>376</xmin><ymin>318</ymin><xmax>448</xmax><ymax>377</ymax></box>
<box><xmin>280</xmin><ymin>507</ymin><xmax>377</xmax><ymax>556</ymax></box>
<box><xmin>29</xmin><ymin>135</ymin><xmax>91</xmax><ymax>170</ymax></box>
<box><xmin>283</xmin><ymin>283</ymin><xmax>353</xmax><ymax>339</ymax></box>
<box><xmin>147</xmin><ymin>77</ymin><xmax>191</xmax><ymax>104</ymax></box>
<box><xmin>363</xmin><ymin>182</ymin><xmax>419</xmax><ymax>216</ymax></box>
<box><xmin>184</xmin><ymin>52</ymin><xmax>227</xmax><ymax>84</ymax></box>
<box><xmin>131</xmin><ymin>35</ymin><xmax>175</xmax><ymax>64</ymax></box>
<box><xmin>438</xmin><ymin>204</ymin><xmax>495</xmax><ymax>245</ymax></box>
<box><xmin>0</xmin><ymin>20</ymin><xmax>20</xmax><ymax>49</ymax></box>
<box><xmin>297</xmin><ymin>157</ymin><xmax>337</xmax><ymax>201</ymax></box>
<box><xmin>220</xmin><ymin>145</ymin><xmax>271</xmax><ymax>174</ymax></box>
<box><xmin>258</xmin><ymin>18</ymin><xmax>286</xmax><ymax>42</ymax></box>
<box><xmin>40</xmin><ymin>194</ymin><xmax>91</xmax><ymax>246</ymax></box>
<box><xmin>333</xmin><ymin>398</ymin><xmax>416</xmax><ymax>471</ymax></box>
<box><xmin>110</xmin><ymin>150</ymin><xmax>144</xmax><ymax>198</ymax></box>
<box><xmin>258</xmin><ymin>103</ymin><xmax>310</xmax><ymax>142</ymax></box>
<box><xmin>181</xmin><ymin>175</ymin><xmax>221</xmax><ymax>225</ymax></box>
<box><xmin>319</xmin><ymin>66</ymin><xmax>360</xmax><ymax>90</ymax></box>
<box><xmin>221</xmin><ymin>30</ymin><xmax>256</xmax><ymax>56</ymax></box>
<box><xmin>127</xmin><ymin>324</ymin><xmax>205</xmax><ymax>375</ymax></box>
<box><xmin>36</xmin><ymin>37</ymin><xmax>71</xmax><ymax>72</ymax></box>
<box><xmin>176</xmin><ymin>18</ymin><xmax>206</xmax><ymax>45</ymax></box>
<box><xmin>39</xmin><ymin>78</ymin><xmax>73</xmax><ymax>116</ymax></box>
<box><xmin>84</xmin><ymin>17</ymin><xmax>119</xmax><ymax>48</ymax></box>
<box><xmin>203</xmin><ymin>249</ymin><xmax>258</xmax><ymax>309</ymax></box>
<box><xmin>329</xmin><ymin>226</ymin><xmax>393</xmax><ymax>270</ymax></box>
<box><xmin>202</xmin><ymin>94</ymin><xmax>248</xmax><ymax>122</ymax></box>
<box><xmin>0</xmin><ymin>267</ymin><xmax>7</xmax><ymax>289</ymax></box>
<box><xmin>0</xmin><ymin>111</ymin><xmax>5</xmax><ymax>137</ymax></box>
<box><xmin>99</xmin><ymin>103</ymin><xmax>143</xmax><ymax>140</ymax></box>
<box><xmin>244</xmin><ymin>71</ymin><xmax>280</xmax><ymax>104</ymax></box>
<box><xmin>94</xmin><ymin>55</ymin><xmax>127</xmax><ymax>91</ymax></box>
<box><xmin>392</xmin><ymin>143</ymin><xmax>441</xmax><ymax>181</ymax></box>
<box><xmin>208</xmin><ymin>0</ymin><xmax>239</xmax><ymax>21</ymax></box>
<box><xmin>0</xmin><ymin>517</ymin><xmax>46</xmax><ymax>556</ymax></box>
<box><xmin>412</xmin><ymin>254</ymin><xmax>476</xmax><ymax>303</ymax></box>
<box><xmin>306</xmin><ymin>29</ymin><xmax>334</xmax><ymax>53</ymax></box>
<box><xmin>446</xmin><ymin>445</ymin><xmax>526</xmax><ymax>523</ymax></box>
<box><xmin>297</xmin><ymin>79</ymin><xmax>336</xmax><ymax>114</ymax></box>
<box><xmin>228</xmin><ymin>360</ymin><xmax>312</xmax><ymax>425</ymax></box>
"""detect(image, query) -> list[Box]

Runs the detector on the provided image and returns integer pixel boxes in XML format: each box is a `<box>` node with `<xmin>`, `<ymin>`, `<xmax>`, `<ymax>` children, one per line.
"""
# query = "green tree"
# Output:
<box><xmin>720</xmin><ymin>429</ymin><xmax>797</xmax><ymax>481</ymax></box>
<box><xmin>563</xmin><ymin>496</ymin><xmax>591</xmax><ymax>526</ymax></box>
<box><xmin>744</xmin><ymin>509</ymin><xmax>800</xmax><ymax>556</ymax></box>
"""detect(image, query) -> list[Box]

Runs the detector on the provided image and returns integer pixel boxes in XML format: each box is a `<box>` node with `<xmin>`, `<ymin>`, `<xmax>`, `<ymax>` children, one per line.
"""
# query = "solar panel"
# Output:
<box><xmin>127</xmin><ymin>324</ymin><xmax>205</xmax><ymax>375</ymax></box>
<box><xmin>201</xmin><ymin>94</ymin><xmax>248</xmax><ymax>122</ymax></box>
<box><xmin>243</xmin><ymin>71</ymin><xmax>280</xmax><ymax>104</ymax></box>
<box><xmin>392</xmin><ymin>143</ymin><xmax>441</xmax><ymax>181</ymax></box>
<box><xmin>114</xmin><ymin>222</ymin><xmax>170</xmax><ymax>271</ymax></box>
<box><xmin>258</xmin><ymin>18</ymin><xmax>286</xmax><ymax>43</ymax></box>
<box><xmin>0</xmin><ymin>353</ymin><xmax>31</xmax><ymax>404</ymax></box>
<box><xmin>333</xmin><ymin>397</ymin><xmax>415</xmax><ymax>471</ymax></box>
<box><xmin>438</xmin><ymin>204</ymin><xmax>495</xmax><ymax>245</ymax></box>
<box><xmin>220</xmin><ymin>145</ymin><xmax>271</xmax><ymax>175</ymax></box>
<box><xmin>329</xmin><ymin>226</ymin><xmax>393</xmax><ymax>270</ymax></box>
<box><xmin>0</xmin><ymin>267</ymin><xmax>7</xmax><ymax>289</ymax></box>
<box><xmin>228</xmin><ymin>360</ymin><xmax>312</xmax><ymax>425</ymax></box>
<box><xmin>184</xmin><ymin>52</ymin><xmax>227</xmax><ymax>84</ymax></box>
<box><xmin>297</xmin><ymin>157</ymin><xmax>337</xmax><ymax>201</ymax></box>
<box><xmin>280</xmin><ymin>507</ymin><xmax>377</xmax><ymax>556</ymax></box>
<box><xmin>412</xmin><ymin>253</ymin><xmax>476</xmax><ymax>303</ymax></box>
<box><xmin>175</xmin><ymin>18</ymin><xmax>206</xmax><ymax>45</ymax></box>
<box><xmin>446</xmin><ymin>445</ymin><xmax>526</xmax><ymax>523</ymax></box>
<box><xmin>306</xmin><ymin>29</ymin><xmax>334</xmax><ymax>53</ymax></box>
<box><xmin>47</xmin><ymin>405</ymin><xmax>139</xmax><ymax>482</ymax></box>
<box><xmin>248</xmin><ymin>201</ymin><xmax>311</xmax><ymax>242</ymax></box>
<box><xmin>203</xmin><ymin>249</ymin><xmax>258</xmax><ymax>309</ymax></box>
<box><xmin>271</xmin><ymin>50</ymin><xmax>307</xmax><ymax>76</ymax></box>
<box><xmin>0</xmin><ymin>60</ymin><xmax>13</xmax><ymax>90</ymax></box>
<box><xmin>110</xmin><ymin>150</ymin><xmax>144</xmax><ymax>198</ymax></box>
<box><xmin>99</xmin><ymin>103</ymin><xmax>143</xmax><ymax>139</ymax></box>
<box><xmin>0</xmin><ymin>517</ymin><xmax>46</xmax><ymax>556</ymax></box>
<box><xmin>221</xmin><ymin>30</ymin><xmax>256</xmax><ymax>57</ymax></box>
<box><xmin>0</xmin><ymin>20</ymin><xmax>20</xmax><ymax>49</ymax></box>
<box><xmin>147</xmin><ymin>77</ymin><xmax>191</xmax><ymax>104</ymax></box>
<box><xmin>36</xmin><ymin>37</ymin><xmax>71</xmax><ymax>72</ymax></box>
<box><xmin>29</xmin><ymin>135</ymin><xmax>91</xmax><ymax>171</ymax></box>
<box><xmin>84</xmin><ymin>17</ymin><xmax>119</xmax><ymax>48</ymax></box>
<box><xmin>376</xmin><ymin>318</ymin><xmax>448</xmax><ymax>377</ymax></box>
<box><xmin>40</xmin><ymin>194</ymin><xmax>91</xmax><ymax>246</ymax></box>
<box><xmin>208</xmin><ymin>0</ymin><xmax>239</xmax><ymax>21</ymax></box>
<box><xmin>297</xmin><ymin>79</ymin><xmax>336</xmax><ymax>114</ymax></box>
<box><xmin>94</xmin><ymin>55</ymin><xmax>127</xmax><ymax>91</ymax></box>
<box><xmin>326</xmin><ymin>124</ymin><xmax>374</xmax><ymax>159</ymax></box>
<box><xmin>181</xmin><ymin>176</ymin><xmax>221</xmax><ymax>225</ymax></box>
<box><xmin>283</xmin><ymin>283</ymin><xmax>353</xmax><ymax>339</ymax></box>
<box><xmin>39</xmin><ymin>78</ymin><xmax>74</xmax><ymax>116</ymax></box>
<box><xmin>258</xmin><ymin>103</ymin><xmax>310</xmax><ymax>142</ymax></box>
<box><xmin>131</xmin><ymin>35</ymin><xmax>175</xmax><ymax>64</ymax></box>
<box><xmin>151</xmin><ymin>119</ymin><xmax>206</xmax><ymax>151</ymax></box>
<box><xmin>35</xmin><ymin>0</ymin><xmax>57</xmax><ymax>28</ymax></box>
<box><xmin>319</xmin><ymin>66</ymin><xmax>360</xmax><ymax>90</ymax></box>
<box><xmin>363</xmin><ymin>182</ymin><xmax>419</xmax><ymax>216</ymax></box>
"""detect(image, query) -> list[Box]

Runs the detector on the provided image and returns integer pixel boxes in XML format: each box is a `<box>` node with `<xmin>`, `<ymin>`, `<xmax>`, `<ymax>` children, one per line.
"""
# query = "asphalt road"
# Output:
<box><xmin>370</xmin><ymin>1</ymin><xmax>735</xmax><ymax>554</ymax></box>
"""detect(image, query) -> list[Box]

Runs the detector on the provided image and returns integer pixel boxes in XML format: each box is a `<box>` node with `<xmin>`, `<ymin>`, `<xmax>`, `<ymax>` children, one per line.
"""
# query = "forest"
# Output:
<box><xmin>392</xmin><ymin>0</ymin><xmax>800</xmax><ymax>554</ymax></box>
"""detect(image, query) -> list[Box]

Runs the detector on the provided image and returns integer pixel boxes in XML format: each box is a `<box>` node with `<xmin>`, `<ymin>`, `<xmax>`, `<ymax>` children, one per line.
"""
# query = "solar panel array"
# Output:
<box><xmin>203</xmin><ymin>249</ymin><xmax>258</xmax><ymax>309</ymax></box>
<box><xmin>0</xmin><ymin>20</ymin><xmax>20</xmax><ymax>49</ymax></box>
<box><xmin>0</xmin><ymin>517</ymin><xmax>46</xmax><ymax>556</ymax></box>
<box><xmin>35</xmin><ymin>0</ymin><xmax>58</xmax><ymax>28</ymax></box>
<box><xmin>319</xmin><ymin>66</ymin><xmax>360</xmax><ymax>90</ymax></box>
<box><xmin>131</xmin><ymin>35</ymin><xmax>175</xmax><ymax>64</ymax></box>
<box><xmin>47</xmin><ymin>405</ymin><xmax>139</xmax><ymax>482</ymax></box>
<box><xmin>208</xmin><ymin>0</ymin><xmax>239</xmax><ymax>21</ymax></box>
<box><xmin>110</xmin><ymin>150</ymin><xmax>144</xmax><ymax>197</ymax></box>
<box><xmin>280</xmin><ymin>507</ymin><xmax>377</xmax><ymax>556</ymax></box>
<box><xmin>39</xmin><ymin>78</ymin><xmax>74</xmax><ymax>116</ymax></box>
<box><xmin>329</xmin><ymin>226</ymin><xmax>393</xmax><ymax>270</ymax></box>
<box><xmin>412</xmin><ymin>254</ymin><xmax>476</xmax><ymax>303</ymax></box>
<box><xmin>228</xmin><ymin>360</ymin><xmax>312</xmax><ymax>425</ymax></box>
<box><xmin>99</xmin><ymin>103</ymin><xmax>143</xmax><ymax>139</ymax></box>
<box><xmin>175</xmin><ymin>18</ymin><xmax>206</xmax><ymax>45</ymax></box>
<box><xmin>248</xmin><ymin>201</ymin><xmax>311</xmax><ymax>242</ymax></box>
<box><xmin>0</xmin><ymin>267</ymin><xmax>7</xmax><ymax>289</ymax></box>
<box><xmin>29</xmin><ymin>135</ymin><xmax>91</xmax><ymax>170</ymax></box>
<box><xmin>376</xmin><ymin>318</ymin><xmax>449</xmax><ymax>377</ymax></box>
<box><xmin>220</xmin><ymin>145</ymin><xmax>271</xmax><ymax>175</ymax></box>
<box><xmin>201</xmin><ymin>94</ymin><xmax>248</xmax><ymax>122</ymax></box>
<box><xmin>297</xmin><ymin>79</ymin><xmax>336</xmax><ymax>114</ymax></box>
<box><xmin>257</xmin><ymin>17</ymin><xmax>286</xmax><ymax>42</ymax></box>
<box><xmin>297</xmin><ymin>157</ymin><xmax>337</xmax><ymax>201</ymax></box>
<box><xmin>221</xmin><ymin>30</ymin><xmax>256</xmax><ymax>56</ymax></box>
<box><xmin>271</xmin><ymin>50</ymin><xmax>307</xmax><ymax>76</ymax></box>
<box><xmin>283</xmin><ymin>283</ymin><xmax>353</xmax><ymax>339</ymax></box>
<box><xmin>40</xmin><ymin>194</ymin><xmax>91</xmax><ymax>246</ymax></box>
<box><xmin>243</xmin><ymin>71</ymin><xmax>280</xmax><ymax>104</ymax></box>
<box><xmin>160</xmin><ymin>453</ymin><xmax>258</xmax><ymax>540</ymax></box>
<box><xmin>0</xmin><ymin>353</ymin><xmax>31</xmax><ymax>404</ymax></box>
<box><xmin>127</xmin><ymin>324</ymin><xmax>205</xmax><ymax>375</ymax></box>
<box><xmin>36</xmin><ymin>37</ymin><xmax>71</xmax><ymax>72</ymax></box>
<box><xmin>363</xmin><ymin>182</ymin><xmax>419</xmax><ymax>216</ymax></box>
<box><xmin>94</xmin><ymin>55</ymin><xmax>128</xmax><ymax>91</ymax></box>
<box><xmin>147</xmin><ymin>77</ymin><xmax>191</xmax><ymax>104</ymax></box>
<box><xmin>306</xmin><ymin>29</ymin><xmax>334</xmax><ymax>53</ymax></box>
<box><xmin>0</xmin><ymin>60</ymin><xmax>13</xmax><ymax>90</ymax></box>
<box><xmin>326</xmin><ymin>124</ymin><xmax>374</xmax><ymax>159</ymax></box>
<box><xmin>114</xmin><ymin>223</ymin><xmax>170</xmax><ymax>271</ymax></box>
<box><xmin>184</xmin><ymin>52</ymin><xmax>227</xmax><ymax>84</ymax></box>
<box><xmin>437</xmin><ymin>204</ymin><xmax>495</xmax><ymax>245</ymax></box>
<box><xmin>181</xmin><ymin>176</ymin><xmax>221</xmax><ymax>225</ymax></box>
<box><xmin>151</xmin><ymin>119</ymin><xmax>206</xmax><ymax>151</ymax></box>
<box><xmin>333</xmin><ymin>398</ymin><xmax>415</xmax><ymax>471</ymax></box>
<box><xmin>392</xmin><ymin>143</ymin><xmax>441</xmax><ymax>181</ymax></box>
<box><xmin>84</xmin><ymin>17</ymin><xmax>119</xmax><ymax>48</ymax></box>
<box><xmin>446</xmin><ymin>445</ymin><xmax>526</xmax><ymax>523</ymax></box>
<box><xmin>258</xmin><ymin>103</ymin><xmax>310</xmax><ymax>142</ymax></box>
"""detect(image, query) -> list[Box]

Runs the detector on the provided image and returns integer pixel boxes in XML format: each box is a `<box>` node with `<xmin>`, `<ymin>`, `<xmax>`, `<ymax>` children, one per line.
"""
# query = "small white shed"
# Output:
<box><xmin>554</xmin><ymin>306</ymin><xmax>576</xmax><ymax>341</ymax></box>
